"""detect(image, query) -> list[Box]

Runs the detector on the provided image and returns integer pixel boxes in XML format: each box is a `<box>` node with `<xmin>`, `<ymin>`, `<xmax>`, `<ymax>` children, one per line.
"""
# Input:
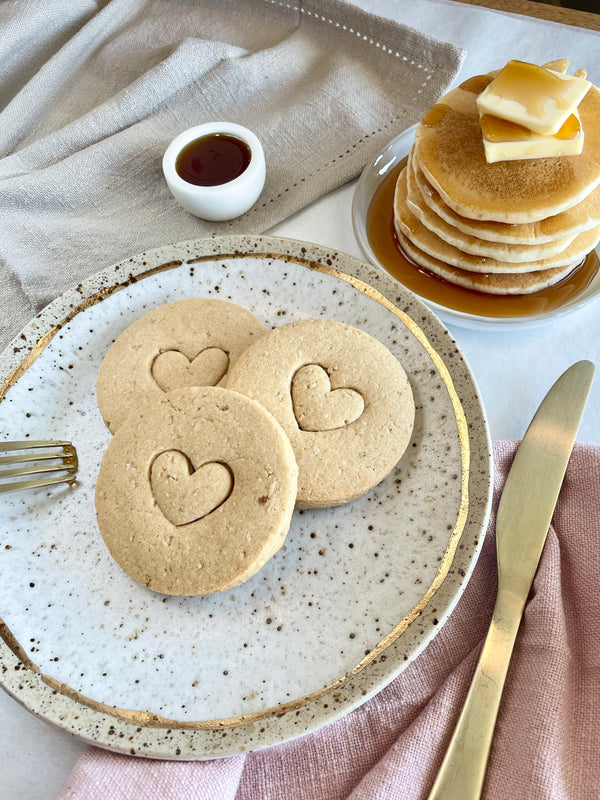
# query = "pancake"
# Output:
<box><xmin>405</xmin><ymin>153</ymin><xmax>578</xmax><ymax>261</ymax></box>
<box><xmin>396</xmin><ymin>229</ymin><xmax>576</xmax><ymax>295</ymax></box>
<box><xmin>395</xmin><ymin>166</ymin><xmax>600</xmax><ymax>273</ymax></box>
<box><xmin>413</xmin><ymin>73</ymin><xmax>600</xmax><ymax>223</ymax></box>
<box><xmin>410</xmin><ymin>150</ymin><xmax>600</xmax><ymax>244</ymax></box>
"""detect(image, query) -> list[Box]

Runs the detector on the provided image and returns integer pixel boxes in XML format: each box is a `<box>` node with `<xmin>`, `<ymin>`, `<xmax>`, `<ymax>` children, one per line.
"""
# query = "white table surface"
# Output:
<box><xmin>2</xmin><ymin>1</ymin><xmax>600</xmax><ymax>797</ymax></box>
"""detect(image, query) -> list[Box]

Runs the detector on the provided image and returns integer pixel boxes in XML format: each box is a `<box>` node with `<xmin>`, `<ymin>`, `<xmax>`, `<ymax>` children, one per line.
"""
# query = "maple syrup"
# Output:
<box><xmin>365</xmin><ymin>160</ymin><xmax>599</xmax><ymax>319</ymax></box>
<box><xmin>175</xmin><ymin>133</ymin><xmax>252</xmax><ymax>187</ymax></box>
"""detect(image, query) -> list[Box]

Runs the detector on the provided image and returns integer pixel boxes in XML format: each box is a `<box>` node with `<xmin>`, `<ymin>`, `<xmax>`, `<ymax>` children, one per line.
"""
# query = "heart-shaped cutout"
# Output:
<box><xmin>151</xmin><ymin>348</ymin><xmax>229</xmax><ymax>392</ymax></box>
<box><xmin>150</xmin><ymin>450</ymin><xmax>233</xmax><ymax>526</ymax></box>
<box><xmin>291</xmin><ymin>363</ymin><xmax>364</xmax><ymax>431</ymax></box>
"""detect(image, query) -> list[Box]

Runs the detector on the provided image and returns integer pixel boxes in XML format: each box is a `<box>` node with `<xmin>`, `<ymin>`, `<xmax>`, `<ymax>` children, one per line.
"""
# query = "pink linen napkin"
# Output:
<box><xmin>53</xmin><ymin>440</ymin><xmax>600</xmax><ymax>800</ymax></box>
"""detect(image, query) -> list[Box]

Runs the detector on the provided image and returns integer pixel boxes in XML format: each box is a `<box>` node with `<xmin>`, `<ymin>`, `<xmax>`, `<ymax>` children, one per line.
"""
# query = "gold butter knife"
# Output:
<box><xmin>427</xmin><ymin>359</ymin><xmax>595</xmax><ymax>800</ymax></box>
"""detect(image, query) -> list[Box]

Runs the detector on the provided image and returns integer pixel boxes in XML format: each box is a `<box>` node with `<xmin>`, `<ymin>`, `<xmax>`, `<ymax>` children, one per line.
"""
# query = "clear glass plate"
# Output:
<box><xmin>352</xmin><ymin>125</ymin><xmax>600</xmax><ymax>331</ymax></box>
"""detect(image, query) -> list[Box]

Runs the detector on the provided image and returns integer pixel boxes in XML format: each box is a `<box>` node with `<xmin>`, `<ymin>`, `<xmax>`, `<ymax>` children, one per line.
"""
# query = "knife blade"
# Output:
<box><xmin>495</xmin><ymin>359</ymin><xmax>595</xmax><ymax>600</ymax></box>
<box><xmin>427</xmin><ymin>359</ymin><xmax>595</xmax><ymax>800</ymax></box>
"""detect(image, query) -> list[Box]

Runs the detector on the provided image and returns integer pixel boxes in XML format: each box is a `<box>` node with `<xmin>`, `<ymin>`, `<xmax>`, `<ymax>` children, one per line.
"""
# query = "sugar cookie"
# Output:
<box><xmin>226</xmin><ymin>318</ymin><xmax>414</xmax><ymax>508</ymax></box>
<box><xmin>96</xmin><ymin>298</ymin><xmax>267</xmax><ymax>433</ymax></box>
<box><xmin>95</xmin><ymin>386</ymin><xmax>298</xmax><ymax>596</ymax></box>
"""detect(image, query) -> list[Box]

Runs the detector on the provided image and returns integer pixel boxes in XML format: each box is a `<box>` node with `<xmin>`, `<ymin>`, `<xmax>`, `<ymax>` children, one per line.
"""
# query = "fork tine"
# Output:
<box><xmin>0</xmin><ymin>450</ymin><xmax>77</xmax><ymax>465</ymax></box>
<box><xmin>0</xmin><ymin>473</ymin><xmax>77</xmax><ymax>494</ymax></box>
<box><xmin>0</xmin><ymin>440</ymin><xmax>73</xmax><ymax>450</ymax></box>
<box><xmin>0</xmin><ymin>445</ymin><xmax>78</xmax><ymax>468</ymax></box>
<box><xmin>0</xmin><ymin>441</ymin><xmax>78</xmax><ymax>495</ymax></box>
<box><xmin>1</xmin><ymin>461</ymin><xmax>76</xmax><ymax>479</ymax></box>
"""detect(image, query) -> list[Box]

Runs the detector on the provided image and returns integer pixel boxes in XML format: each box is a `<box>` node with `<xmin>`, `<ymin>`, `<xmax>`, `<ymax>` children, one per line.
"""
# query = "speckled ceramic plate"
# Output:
<box><xmin>0</xmin><ymin>235</ymin><xmax>492</xmax><ymax>759</ymax></box>
<box><xmin>352</xmin><ymin>126</ymin><xmax>600</xmax><ymax>331</ymax></box>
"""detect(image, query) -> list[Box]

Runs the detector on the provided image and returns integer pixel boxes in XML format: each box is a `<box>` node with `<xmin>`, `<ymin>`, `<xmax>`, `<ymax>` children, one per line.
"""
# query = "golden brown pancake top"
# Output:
<box><xmin>414</xmin><ymin>74</ymin><xmax>600</xmax><ymax>223</ymax></box>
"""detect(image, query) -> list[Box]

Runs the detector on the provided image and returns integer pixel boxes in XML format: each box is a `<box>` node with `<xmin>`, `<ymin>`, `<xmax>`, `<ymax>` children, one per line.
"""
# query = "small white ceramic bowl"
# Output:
<box><xmin>162</xmin><ymin>122</ymin><xmax>266</xmax><ymax>221</ymax></box>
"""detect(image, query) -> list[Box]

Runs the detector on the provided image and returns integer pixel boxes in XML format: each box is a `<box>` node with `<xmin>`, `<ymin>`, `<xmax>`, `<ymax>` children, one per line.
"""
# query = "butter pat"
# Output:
<box><xmin>476</xmin><ymin>60</ymin><xmax>590</xmax><ymax>136</ymax></box>
<box><xmin>481</xmin><ymin>110</ymin><xmax>584</xmax><ymax>163</ymax></box>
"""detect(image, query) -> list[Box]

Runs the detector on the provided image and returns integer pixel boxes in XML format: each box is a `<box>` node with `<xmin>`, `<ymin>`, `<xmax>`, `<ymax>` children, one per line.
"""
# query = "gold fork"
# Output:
<box><xmin>0</xmin><ymin>440</ymin><xmax>78</xmax><ymax>494</ymax></box>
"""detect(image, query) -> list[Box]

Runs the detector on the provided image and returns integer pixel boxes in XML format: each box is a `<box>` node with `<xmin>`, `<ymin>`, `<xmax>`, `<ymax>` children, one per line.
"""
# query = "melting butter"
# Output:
<box><xmin>480</xmin><ymin>110</ymin><xmax>584</xmax><ymax>163</ymax></box>
<box><xmin>476</xmin><ymin>60</ymin><xmax>590</xmax><ymax>136</ymax></box>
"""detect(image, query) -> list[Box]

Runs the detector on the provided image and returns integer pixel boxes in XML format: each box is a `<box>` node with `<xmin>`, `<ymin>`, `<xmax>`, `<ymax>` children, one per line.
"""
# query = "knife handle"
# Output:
<box><xmin>426</xmin><ymin>586</ymin><xmax>526</xmax><ymax>800</ymax></box>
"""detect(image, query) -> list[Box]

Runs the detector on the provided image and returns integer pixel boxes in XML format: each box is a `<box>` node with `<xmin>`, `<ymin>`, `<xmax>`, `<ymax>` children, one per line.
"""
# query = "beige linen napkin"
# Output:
<box><xmin>0</xmin><ymin>0</ymin><xmax>463</xmax><ymax>349</ymax></box>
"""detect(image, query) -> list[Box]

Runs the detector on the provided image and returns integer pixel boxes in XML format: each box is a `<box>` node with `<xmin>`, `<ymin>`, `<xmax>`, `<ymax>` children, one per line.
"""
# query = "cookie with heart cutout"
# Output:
<box><xmin>226</xmin><ymin>318</ymin><xmax>415</xmax><ymax>509</ymax></box>
<box><xmin>95</xmin><ymin>386</ymin><xmax>298</xmax><ymax>596</ymax></box>
<box><xmin>96</xmin><ymin>298</ymin><xmax>267</xmax><ymax>433</ymax></box>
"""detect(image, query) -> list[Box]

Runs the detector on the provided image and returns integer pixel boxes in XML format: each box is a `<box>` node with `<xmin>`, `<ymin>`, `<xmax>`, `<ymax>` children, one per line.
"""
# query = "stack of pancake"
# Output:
<box><xmin>394</xmin><ymin>61</ymin><xmax>600</xmax><ymax>294</ymax></box>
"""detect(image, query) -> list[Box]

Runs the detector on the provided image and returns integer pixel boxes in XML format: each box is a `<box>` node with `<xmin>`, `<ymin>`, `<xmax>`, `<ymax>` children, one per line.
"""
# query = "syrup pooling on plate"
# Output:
<box><xmin>366</xmin><ymin>161</ymin><xmax>599</xmax><ymax>319</ymax></box>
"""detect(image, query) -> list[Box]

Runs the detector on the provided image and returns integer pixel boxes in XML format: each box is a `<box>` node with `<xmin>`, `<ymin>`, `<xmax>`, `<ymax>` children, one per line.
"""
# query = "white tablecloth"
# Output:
<box><xmin>1</xmin><ymin>1</ymin><xmax>599</xmax><ymax>796</ymax></box>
